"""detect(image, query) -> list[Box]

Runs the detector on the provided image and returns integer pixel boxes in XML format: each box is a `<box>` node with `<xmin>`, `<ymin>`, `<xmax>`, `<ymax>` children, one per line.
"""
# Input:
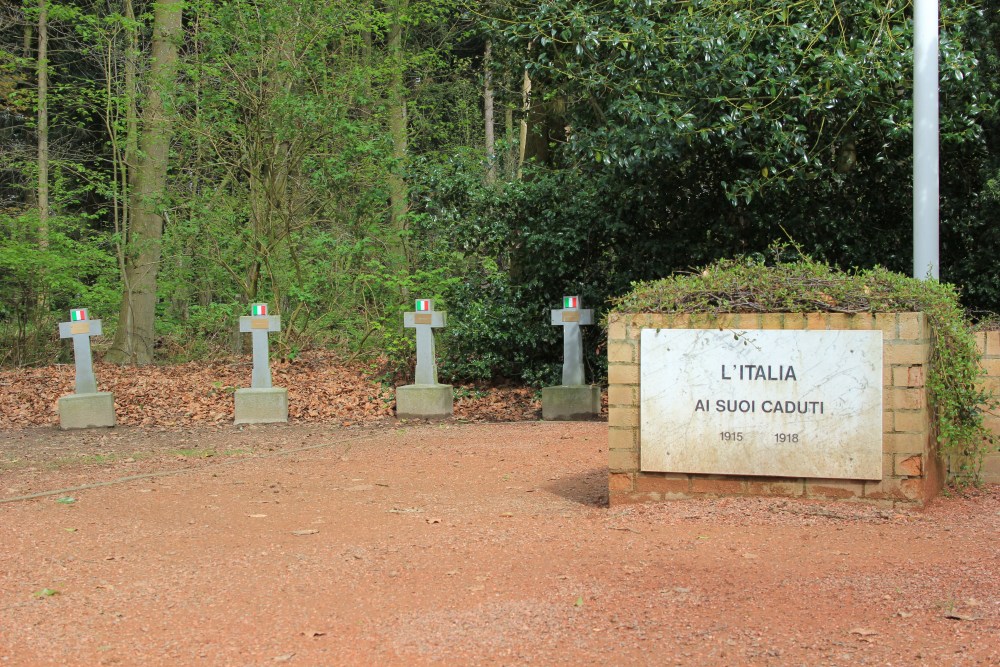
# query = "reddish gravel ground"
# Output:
<box><xmin>1</xmin><ymin>421</ymin><xmax>998</xmax><ymax>666</ymax></box>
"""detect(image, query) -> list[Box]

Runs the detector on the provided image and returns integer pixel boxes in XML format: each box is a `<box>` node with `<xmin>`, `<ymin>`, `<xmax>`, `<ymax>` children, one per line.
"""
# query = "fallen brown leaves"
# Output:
<box><xmin>0</xmin><ymin>351</ymin><xmax>549</xmax><ymax>428</ymax></box>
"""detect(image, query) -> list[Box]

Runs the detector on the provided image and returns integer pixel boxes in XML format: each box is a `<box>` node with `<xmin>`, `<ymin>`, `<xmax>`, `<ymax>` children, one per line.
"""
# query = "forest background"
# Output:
<box><xmin>1</xmin><ymin>0</ymin><xmax>999</xmax><ymax>387</ymax></box>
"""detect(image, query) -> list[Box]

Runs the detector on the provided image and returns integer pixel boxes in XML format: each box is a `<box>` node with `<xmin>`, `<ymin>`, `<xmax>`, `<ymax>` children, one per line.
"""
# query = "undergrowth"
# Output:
<box><xmin>611</xmin><ymin>245</ymin><xmax>997</xmax><ymax>485</ymax></box>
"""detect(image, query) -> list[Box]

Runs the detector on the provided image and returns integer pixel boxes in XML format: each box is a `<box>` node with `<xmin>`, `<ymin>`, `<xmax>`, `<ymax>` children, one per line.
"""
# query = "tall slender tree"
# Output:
<box><xmin>35</xmin><ymin>0</ymin><xmax>47</xmax><ymax>248</ymax></box>
<box><xmin>106</xmin><ymin>0</ymin><xmax>182</xmax><ymax>364</ymax></box>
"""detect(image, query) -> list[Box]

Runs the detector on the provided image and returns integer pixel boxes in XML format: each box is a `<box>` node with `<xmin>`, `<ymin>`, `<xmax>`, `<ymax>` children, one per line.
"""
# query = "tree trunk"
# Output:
<box><xmin>484</xmin><ymin>39</ymin><xmax>495</xmax><ymax>184</ymax></box>
<box><xmin>386</xmin><ymin>0</ymin><xmax>409</xmax><ymax>266</ymax></box>
<box><xmin>36</xmin><ymin>0</ymin><xmax>48</xmax><ymax>248</ymax></box>
<box><xmin>518</xmin><ymin>65</ymin><xmax>531</xmax><ymax>180</ymax></box>
<box><xmin>106</xmin><ymin>0</ymin><xmax>183</xmax><ymax>364</ymax></box>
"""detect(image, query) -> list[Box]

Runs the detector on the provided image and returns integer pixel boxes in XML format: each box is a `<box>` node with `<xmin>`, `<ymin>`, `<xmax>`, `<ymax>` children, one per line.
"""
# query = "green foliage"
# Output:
<box><xmin>491</xmin><ymin>0</ymin><xmax>1000</xmax><ymax>319</ymax></box>
<box><xmin>502</xmin><ymin>0</ymin><xmax>985</xmax><ymax>196</ymax></box>
<box><xmin>3</xmin><ymin>0</ymin><xmax>1000</xmax><ymax>413</ymax></box>
<box><xmin>0</xmin><ymin>212</ymin><xmax>116</xmax><ymax>365</ymax></box>
<box><xmin>613</xmin><ymin>246</ymin><xmax>997</xmax><ymax>483</ymax></box>
<box><xmin>410</xmin><ymin>157</ymin><xmax>619</xmax><ymax>385</ymax></box>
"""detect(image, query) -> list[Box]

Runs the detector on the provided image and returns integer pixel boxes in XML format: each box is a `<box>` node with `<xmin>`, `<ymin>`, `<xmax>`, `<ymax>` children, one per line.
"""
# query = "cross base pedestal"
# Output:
<box><xmin>395</xmin><ymin>384</ymin><xmax>453</xmax><ymax>420</ymax></box>
<box><xmin>58</xmin><ymin>392</ymin><xmax>116</xmax><ymax>430</ymax></box>
<box><xmin>234</xmin><ymin>387</ymin><xmax>288</xmax><ymax>424</ymax></box>
<box><xmin>542</xmin><ymin>385</ymin><xmax>601</xmax><ymax>421</ymax></box>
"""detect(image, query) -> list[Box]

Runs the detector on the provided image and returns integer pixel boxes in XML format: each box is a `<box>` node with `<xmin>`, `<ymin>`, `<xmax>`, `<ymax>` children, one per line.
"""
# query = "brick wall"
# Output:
<box><xmin>607</xmin><ymin>312</ymin><xmax>944</xmax><ymax>506</ymax></box>
<box><xmin>974</xmin><ymin>332</ymin><xmax>1000</xmax><ymax>484</ymax></box>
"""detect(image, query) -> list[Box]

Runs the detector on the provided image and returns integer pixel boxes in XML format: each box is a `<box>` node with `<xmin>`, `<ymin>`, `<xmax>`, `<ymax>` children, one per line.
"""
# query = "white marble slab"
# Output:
<box><xmin>640</xmin><ymin>328</ymin><xmax>883</xmax><ymax>479</ymax></box>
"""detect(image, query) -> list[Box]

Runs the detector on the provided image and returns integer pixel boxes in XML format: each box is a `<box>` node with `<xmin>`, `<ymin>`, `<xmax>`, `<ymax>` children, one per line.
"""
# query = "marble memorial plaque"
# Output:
<box><xmin>640</xmin><ymin>328</ymin><xmax>883</xmax><ymax>479</ymax></box>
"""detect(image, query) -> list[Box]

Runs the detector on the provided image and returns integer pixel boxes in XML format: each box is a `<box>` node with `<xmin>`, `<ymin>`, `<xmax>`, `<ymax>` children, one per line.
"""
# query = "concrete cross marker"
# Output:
<box><xmin>235</xmin><ymin>302</ymin><xmax>288</xmax><ymax>424</ymax></box>
<box><xmin>239</xmin><ymin>303</ymin><xmax>281</xmax><ymax>389</ymax></box>
<box><xmin>403</xmin><ymin>298</ymin><xmax>447</xmax><ymax>385</ymax></box>
<box><xmin>397</xmin><ymin>298</ymin><xmax>453</xmax><ymax>419</ymax></box>
<box><xmin>543</xmin><ymin>295</ymin><xmax>600</xmax><ymax>421</ymax></box>
<box><xmin>58</xmin><ymin>307</ymin><xmax>102</xmax><ymax>394</ymax></box>
<box><xmin>551</xmin><ymin>295</ymin><xmax>593</xmax><ymax>386</ymax></box>
<box><xmin>56</xmin><ymin>308</ymin><xmax>116</xmax><ymax>429</ymax></box>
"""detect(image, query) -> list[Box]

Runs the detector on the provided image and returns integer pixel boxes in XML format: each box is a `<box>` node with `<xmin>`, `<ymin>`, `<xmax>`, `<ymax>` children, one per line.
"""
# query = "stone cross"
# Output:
<box><xmin>403</xmin><ymin>299</ymin><xmax>447</xmax><ymax>385</ymax></box>
<box><xmin>551</xmin><ymin>295</ymin><xmax>593</xmax><ymax>386</ymax></box>
<box><xmin>58</xmin><ymin>308</ymin><xmax>102</xmax><ymax>394</ymax></box>
<box><xmin>239</xmin><ymin>303</ymin><xmax>281</xmax><ymax>389</ymax></box>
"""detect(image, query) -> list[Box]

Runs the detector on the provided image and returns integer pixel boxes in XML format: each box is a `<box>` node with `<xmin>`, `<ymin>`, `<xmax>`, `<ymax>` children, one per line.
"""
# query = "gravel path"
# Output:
<box><xmin>1</xmin><ymin>421</ymin><xmax>997</xmax><ymax>666</ymax></box>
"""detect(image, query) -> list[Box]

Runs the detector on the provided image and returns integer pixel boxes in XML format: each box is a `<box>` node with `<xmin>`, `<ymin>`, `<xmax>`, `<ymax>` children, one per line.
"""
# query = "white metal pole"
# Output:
<box><xmin>913</xmin><ymin>0</ymin><xmax>940</xmax><ymax>280</ymax></box>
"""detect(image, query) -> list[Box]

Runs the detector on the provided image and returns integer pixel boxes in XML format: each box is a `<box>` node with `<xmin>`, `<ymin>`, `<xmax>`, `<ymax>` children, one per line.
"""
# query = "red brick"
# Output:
<box><xmin>608</xmin><ymin>491</ymin><xmax>642</xmax><ymax>506</ymax></box>
<box><xmin>635</xmin><ymin>474</ymin><xmax>690</xmax><ymax>495</ymax></box>
<box><xmin>893</xmin><ymin>410</ymin><xmax>929</xmax><ymax>434</ymax></box>
<box><xmin>883</xmin><ymin>432</ymin><xmax>930</xmax><ymax>454</ymax></box>
<box><xmin>980</xmin><ymin>453</ymin><xmax>1000</xmax><ymax>484</ymax></box>
<box><xmin>608</xmin><ymin>341</ymin><xmax>636</xmax><ymax>363</ymax></box>
<box><xmin>760</xmin><ymin>313</ymin><xmax>784</xmax><ymax>329</ymax></box>
<box><xmin>849</xmin><ymin>313</ymin><xmax>876</xmax><ymax>330</ymax></box>
<box><xmin>607</xmin><ymin>316</ymin><xmax>626</xmax><ymax>341</ymax></box>
<box><xmin>828</xmin><ymin>314</ymin><xmax>852</xmax><ymax>330</ymax></box>
<box><xmin>865</xmin><ymin>477</ymin><xmax>934</xmax><ymax>504</ymax></box>
<box><xmin>690</xmin><ymin>477</ymin><xmax>746</xmax><ymax>495</ymax></box>
<box><xmin>627</xmin><ymin>320</ymin><xmax>643</xmax><ymax>340</ymax></box>
<box><xmin>863</xmin><ymin>478</ymin><xmax>908</xmax><ymax>502</ymax></box>
<box><xmin>806</xmin><ymin>313</ymin><xmax>829</xmax><ymax>330</ymax></box>
<box><xmin>884</xmin><ymin>343</ymin><xmax>931</xmax><ymax>365</ymax></box>
<box><xmin>900</xmin><ymin>477</ymin><xmax>930</xmax><ymax>501</ymax></box>
<box><xmin>745</xmin><ymin>480</ymin><xmax>805</xmax><ymax>497</ymax></box>
<box><xmin>784</xmin><ymin>313</ymin><xmax>807</xmax><ymax>330</ymax></box>
<box><xmin>608</xmin><ymin>363</ymin><xmax>639</xmax><ymax>385</ymax></box>
<box><xmin>608</xmin><ymin>385</ymin><xmax>636</xmax><ymax>406</ymax></box>
<box><xmin>687</xmin><ymin>313</ymin><xmax>716</xmax><ymax>329</ymax></box>
<box><xmin>662</xmin><ymin>314</ymin><xmax>690</xmax><ymax>329</ymax></box>
<box><xmin>882</xmin><ymin>410</ymin><xmax>894</xmax><ymax>433</ymax></box>
<box><xmin>981</xmin><ymin>357</ymin><xmax>1000</xmax><ymax>378</ymax></box>
<box><xmin>608</xmin><ymin>448</ymin><xmax>639</xmax><ymax>472</ymax></box>
<box><xmin>607</xmin><ymin>428</ymin><xmax>637</xmax><ymax>451</ymax></box>
<box><xmin>898</xmin><ymin>313</ymin><xmax>928</xmax><ymax>340</ymax></box>
<box><xmin>608</xmin><ymin>473</ymin><xmax>634</xmax><ymax>492</ymax></box>
<box><xmin>896</xmin><ymin>455</ymin><xmax>923</xmax><ymax>477</ymax></box>
<box><xmin>608</xmin><ymin>406</ymin><xmax>638</xmax><ymax>428</ymax></box>
<box><xmin>887</xmin><ymin>387</ymin><xmax>926</xmax><ymax>411</ymax></box>
<box><xmin>872</xmin><ymin>312</ymin><xmax>897</xmax><ymax>337</ymax></box>
<box><xmin>892</xmin><ymin>365</ymin><xmax>926</xmax><ymax>387</ymax></box>
<box><xmin>982</xmin><ymin>414</ymin><xmax>1000</xmax><ymax>436</ymax></box>
<box><xmin>713</xmin><ymin>314</ymin><xmax>739</xmax><ymax>329</ymax></box>
<box><xmin>987</xmin><ymin>331</ymin><xmax>1000</xmax><ymax>356</ymax></box>
<box><xmin>807</xmin><ymin>482</ymin><xmax>861</xmax><ymax>499</ymax></box>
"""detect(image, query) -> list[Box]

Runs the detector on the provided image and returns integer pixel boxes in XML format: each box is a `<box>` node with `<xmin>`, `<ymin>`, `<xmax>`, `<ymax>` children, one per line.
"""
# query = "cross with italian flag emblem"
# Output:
<box><xmin>238</xmin><ymin>303</ymin><xmax>281</xmax><ymax>388</ymax></box>
<box><xmin>58</xmin><ymin>308</ymin><xmax>103</xmax><ymax>394</ymax></box>
<box><xmin>551</xmin><ymin>295</ymin><xmax>594</xmax><ymax>386</ymax></box>
<box><xmin>404</xmin><ymin>299</ymin><xmax>447</xmax><ymax>385</ymax></box>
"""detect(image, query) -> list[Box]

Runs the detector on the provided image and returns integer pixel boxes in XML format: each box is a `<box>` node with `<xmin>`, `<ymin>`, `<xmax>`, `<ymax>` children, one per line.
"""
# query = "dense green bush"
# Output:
<box><xmin>0</xmin><ymin>213</ymin><xmax>117</xmax><ymax>365</ymax></box>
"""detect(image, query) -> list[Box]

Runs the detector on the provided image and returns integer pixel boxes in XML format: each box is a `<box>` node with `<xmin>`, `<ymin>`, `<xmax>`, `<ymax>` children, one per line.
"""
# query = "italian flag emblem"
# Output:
<box><xmin>415</xmin><ymin>299</ymin><xmax>431</xmax><ymax>312</ymax></box>
<box><xmin>251</xmin><ymin>303</ymin><xmax>268</xmax><ymax>316</ymax></box>
<box><xmin>563</xmin><ymin>296</ymin><xmax>579</xmax><ymax>309</ymax></box>
<box><xmin>70</xmin><ymin>308</ymin><xmax>88</xmax><ymax>321</ymax></box>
